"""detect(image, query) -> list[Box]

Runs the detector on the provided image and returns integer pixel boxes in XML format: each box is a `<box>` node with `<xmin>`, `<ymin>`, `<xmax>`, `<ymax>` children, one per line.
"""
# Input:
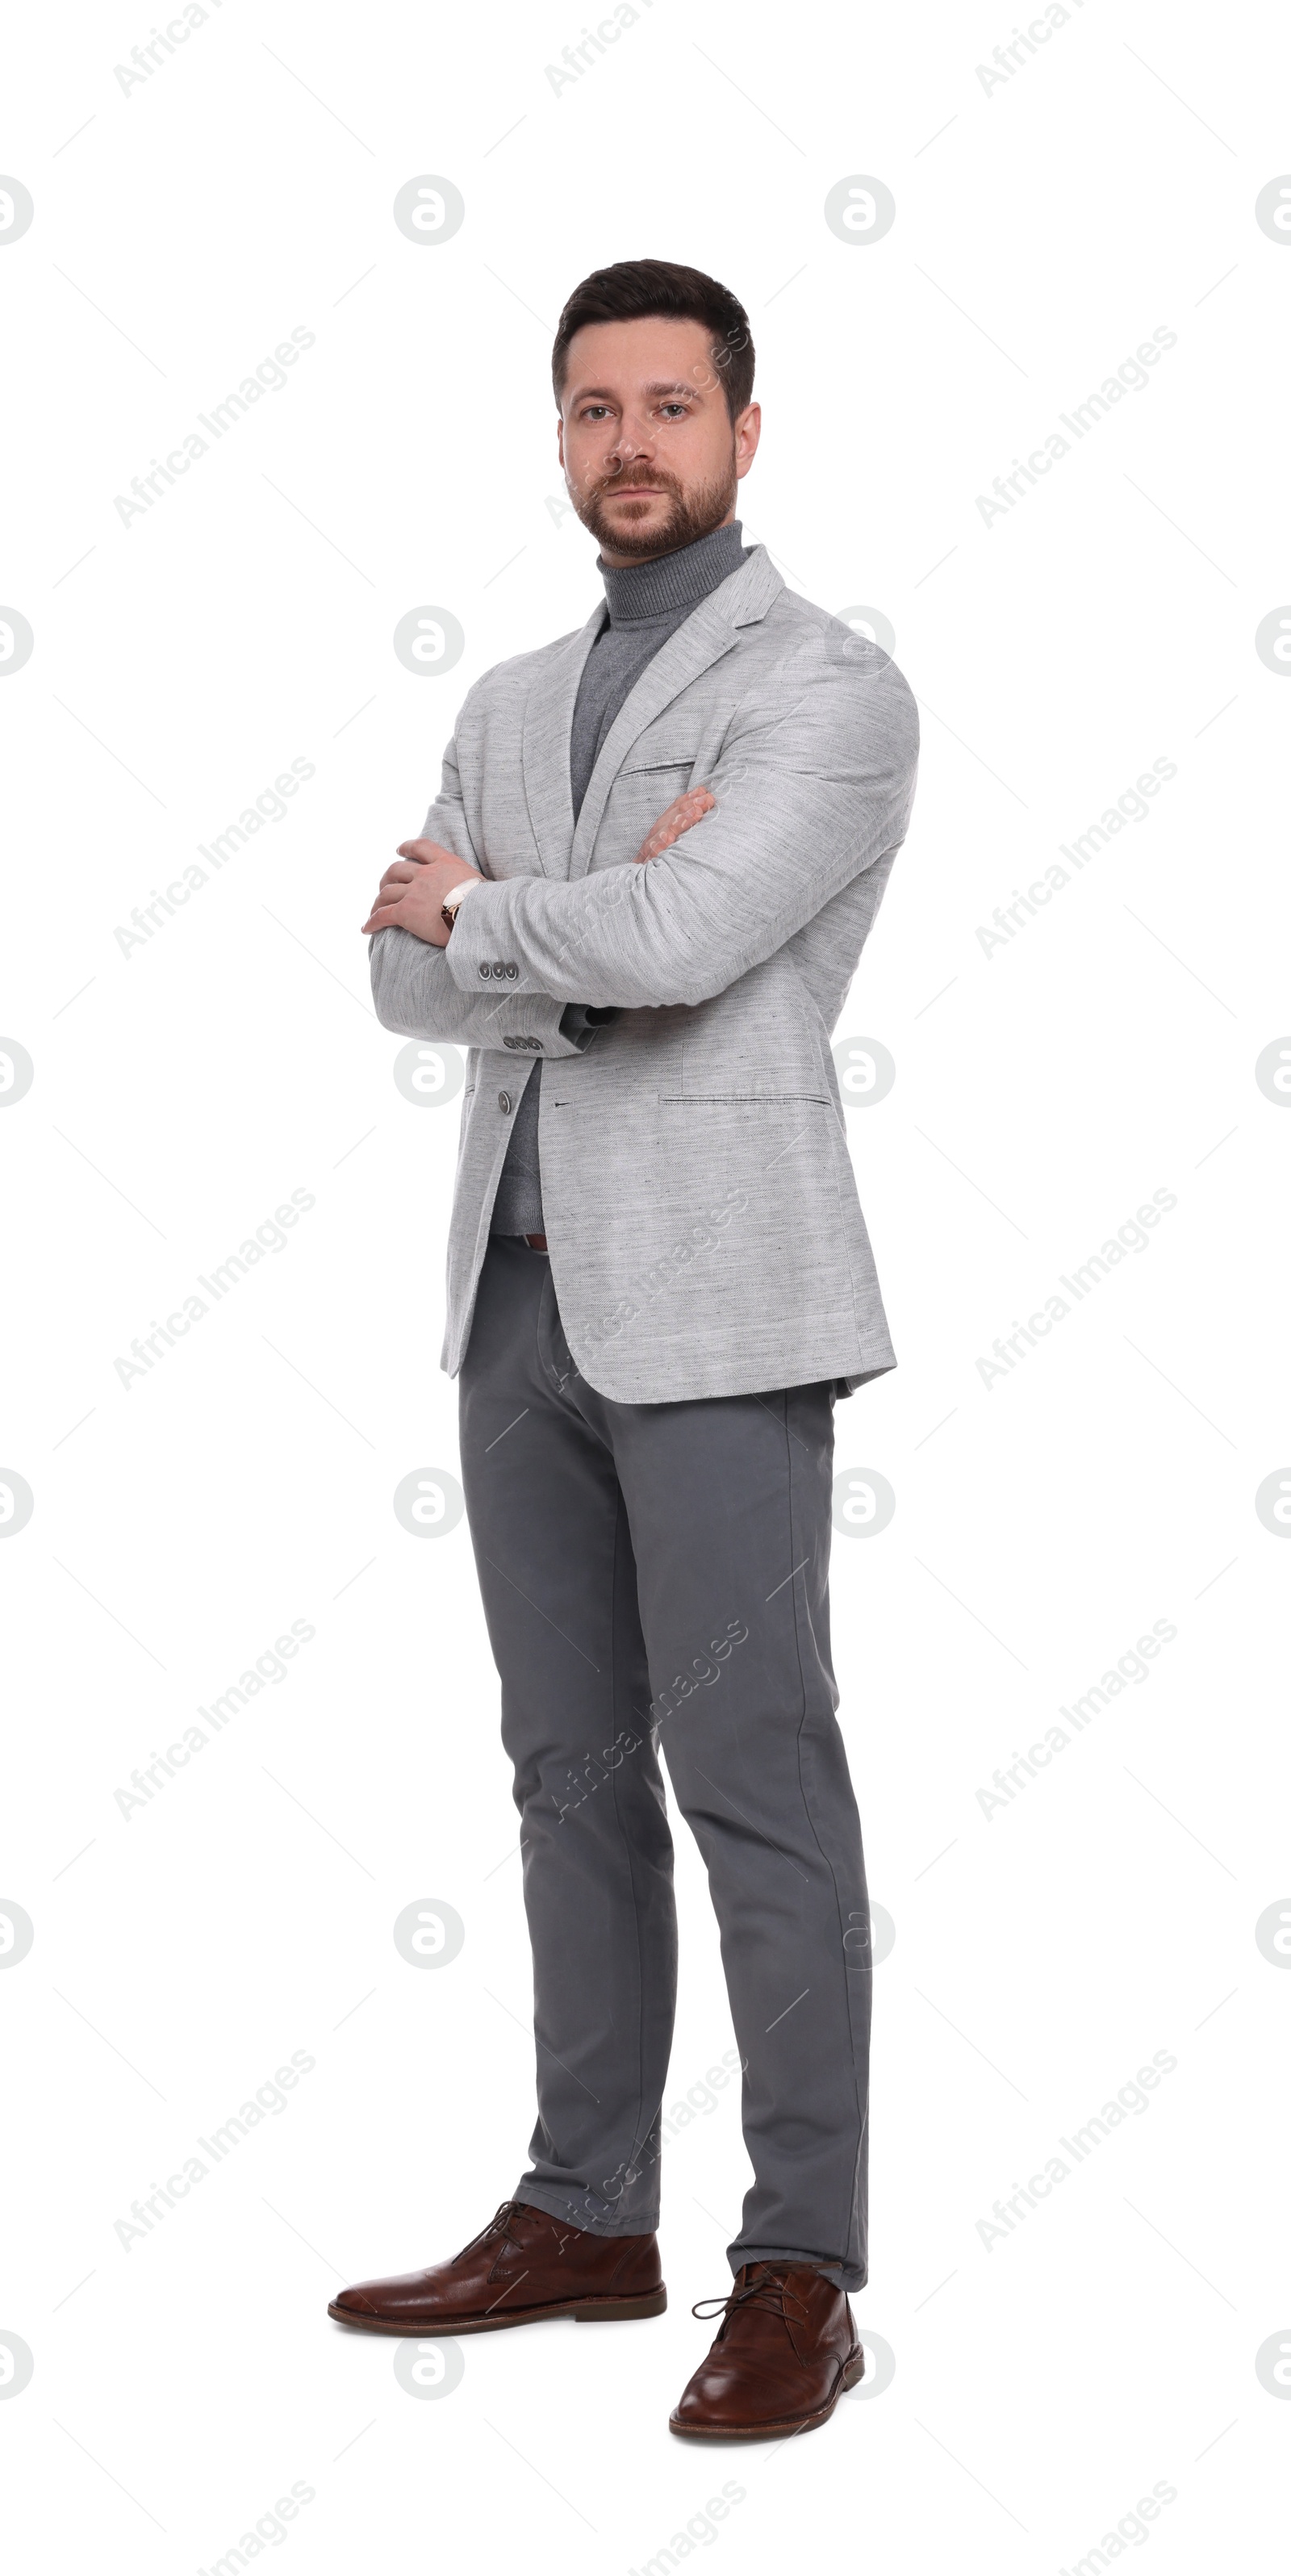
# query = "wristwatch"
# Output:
<box><xmin>440</xmin><ymin>879</ymin><xmax>478</xmax><ymax>934</ymax></box>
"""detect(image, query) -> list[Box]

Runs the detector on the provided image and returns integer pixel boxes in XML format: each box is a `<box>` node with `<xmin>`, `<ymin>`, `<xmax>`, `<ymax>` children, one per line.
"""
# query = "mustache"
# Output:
<box><xmin>591</xmin><ymin>467</ymin><xmax>681</xmax><ymax>496</ymax></box>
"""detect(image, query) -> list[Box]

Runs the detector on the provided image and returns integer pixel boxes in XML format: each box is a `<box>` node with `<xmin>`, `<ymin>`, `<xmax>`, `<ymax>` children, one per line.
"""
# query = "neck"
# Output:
<box><xmin>598</xmin><ymin>520</ymin><xmax>746</xmax><ymax>626</ymax></box>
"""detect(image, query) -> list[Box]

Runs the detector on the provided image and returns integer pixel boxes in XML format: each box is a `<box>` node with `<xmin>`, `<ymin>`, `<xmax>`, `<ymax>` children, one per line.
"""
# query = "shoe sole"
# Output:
<box><xmin>668</xmin><ymin>2343</ymin><xmax>865</xmax><ymax>2440</ymax></box>
<box><xmin>328</xmin><ymin>2285</ymin><xmax>667</xmax><ymax>2336</ymax></box>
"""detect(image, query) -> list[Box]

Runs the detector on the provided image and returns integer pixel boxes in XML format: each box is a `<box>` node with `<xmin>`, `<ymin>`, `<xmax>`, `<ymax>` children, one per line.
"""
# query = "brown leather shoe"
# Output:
<box><xmin>328</xmin><ymin>2199</ymin><xmax>666</xmax><ymax>2336</ymax></box>
<box><xmin>669</xmin><ymin>2262</ymin><xmax>864</xmax><ymax>2438</ymax></box>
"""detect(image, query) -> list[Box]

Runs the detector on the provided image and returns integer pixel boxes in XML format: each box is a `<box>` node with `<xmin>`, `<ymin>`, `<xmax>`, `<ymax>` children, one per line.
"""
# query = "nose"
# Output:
<box><xmin>609</xmin><ymin>418</ymin><xmax>653</xmax><ymax>466</ymax></box>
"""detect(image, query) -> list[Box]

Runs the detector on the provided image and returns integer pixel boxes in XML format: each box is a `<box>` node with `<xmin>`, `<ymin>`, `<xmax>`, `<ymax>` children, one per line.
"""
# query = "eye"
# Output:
<box><xmin>658</xmin><ymin>403</ymin><xmax>688</xmax><ymax>420</ymax></box>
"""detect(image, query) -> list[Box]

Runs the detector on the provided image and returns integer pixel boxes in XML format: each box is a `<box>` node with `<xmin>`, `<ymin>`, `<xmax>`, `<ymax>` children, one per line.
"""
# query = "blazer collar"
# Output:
<box><xmin>520</xmin><ymin>543</ymin><xmax>783</xmax><ymax>883</ymax></box>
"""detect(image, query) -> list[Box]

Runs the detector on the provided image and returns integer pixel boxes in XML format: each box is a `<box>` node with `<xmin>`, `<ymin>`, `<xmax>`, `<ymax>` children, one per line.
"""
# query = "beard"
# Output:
<box><xmin>570</xmin><ymin>451</ymin><xmax>738</xmax><ymax>561</ymax></box>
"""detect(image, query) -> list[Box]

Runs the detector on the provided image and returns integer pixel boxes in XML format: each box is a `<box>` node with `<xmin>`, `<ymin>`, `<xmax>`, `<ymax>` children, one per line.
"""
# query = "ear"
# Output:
<box><xmin>733</xmin><ymin>402</ymin><xmax>762</xmax><ymax>478</ymax></box>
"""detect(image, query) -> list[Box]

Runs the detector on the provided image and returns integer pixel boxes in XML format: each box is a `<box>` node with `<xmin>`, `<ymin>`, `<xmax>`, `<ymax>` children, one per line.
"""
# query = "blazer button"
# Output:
<box><xmin>498</xmin><ymin>1090</ymin><xmax>512</xmax><ymax>1114</ymax></box>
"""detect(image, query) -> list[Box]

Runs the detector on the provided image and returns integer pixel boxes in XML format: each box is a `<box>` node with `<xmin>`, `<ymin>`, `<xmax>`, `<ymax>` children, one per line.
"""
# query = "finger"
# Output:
<box><xmin>654</xmin><ymin>788</ymin><xmax>715</xmax><ymax>836</ymax></box>
<box><xmin>361</xmin><ymin>901</ymin><xmax>405</xmax><ymax>934</ymax></box>
<box><xmin>634</xmin><ymin>788</ymin><xmax>717</xmax><ymax>862</ymax></box>
<box><xmin>370</xmin><ymin>866</ymin><xmax>420</xmax><ymax>914</ymax></box>
<box><xmin>395</xmin><ymin>840</ymin><xmax>436</xmax><ymax>863</ymax></box>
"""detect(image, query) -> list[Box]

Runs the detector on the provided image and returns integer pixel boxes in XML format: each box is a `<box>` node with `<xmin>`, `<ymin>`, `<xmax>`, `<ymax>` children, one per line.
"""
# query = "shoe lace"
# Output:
<box><xmin>691</xmin><ymin>2266</ymin><xmax>811</xmax><ymax>2331</ymax></box>
<box><xmin>454</xmin><ymin>2200</ymin><xmax>533</xmax><ymax>2261</ymax></box>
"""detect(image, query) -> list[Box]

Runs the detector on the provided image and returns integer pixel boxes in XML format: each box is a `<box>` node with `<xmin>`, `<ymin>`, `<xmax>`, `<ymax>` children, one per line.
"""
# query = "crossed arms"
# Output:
<box><xmin>368</xmin><ymin>644</ymin><xmax>918</xmax><ymax>1043</ymax></box>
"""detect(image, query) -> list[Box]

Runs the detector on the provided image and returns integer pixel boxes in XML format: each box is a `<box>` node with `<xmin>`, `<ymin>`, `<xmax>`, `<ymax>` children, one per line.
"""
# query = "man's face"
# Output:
<box><xmin>557</xmin><ymin>315</ymin><xmax>760</xmax><ymax>564</ymax></box>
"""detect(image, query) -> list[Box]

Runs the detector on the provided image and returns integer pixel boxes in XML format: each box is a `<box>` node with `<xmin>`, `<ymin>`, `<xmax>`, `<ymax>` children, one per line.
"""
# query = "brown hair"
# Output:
<box><xmin>551</xmin><ymin>258</ymin><xmax>755</xmax><ymax>424</ymax></box>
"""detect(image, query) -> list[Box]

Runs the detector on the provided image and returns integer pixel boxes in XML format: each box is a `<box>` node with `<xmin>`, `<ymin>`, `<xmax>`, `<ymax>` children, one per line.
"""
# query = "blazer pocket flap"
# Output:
<box><xmin>617</xmin><ymin>752</ymin><xmax>700</xmax><ymax>777</ymax></box>
<box><xmin>662</xmin><ymin>1046</ymin><xmax>831</xmax><ymax>1102</ymax></box>
<box><xmin>659</xmin><ymin>1087</ymin><xmax>831</xmax><ymax>1103</ymax></box>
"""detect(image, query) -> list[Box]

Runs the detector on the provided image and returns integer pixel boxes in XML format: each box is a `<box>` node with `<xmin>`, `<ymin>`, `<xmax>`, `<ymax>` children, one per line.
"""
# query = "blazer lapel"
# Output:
<box><xmin>519</xmin><ymin>600</ymin><xmax>607</xmax><ymax>879</ymax></box>
<box><xmin>566</xmin><ymin>544</ymin><xmax>784</xmax><ymax>880</ymax></box>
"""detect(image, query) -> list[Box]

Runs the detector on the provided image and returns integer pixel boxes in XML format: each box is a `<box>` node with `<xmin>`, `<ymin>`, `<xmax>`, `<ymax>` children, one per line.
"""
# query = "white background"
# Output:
<box><xmin>2</xmin><ymin>1</ymin><xmax>1289</xmax><ymax>2568</ymax></box>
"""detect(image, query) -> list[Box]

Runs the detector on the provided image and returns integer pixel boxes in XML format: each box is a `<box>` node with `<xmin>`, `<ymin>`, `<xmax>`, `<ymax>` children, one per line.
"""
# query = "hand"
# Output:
<box><xmin>361</xmin><ymin>838</ymin><xmax>482</xmax><ymax>946</ymax></box>
<box><xmin>359</xmin><ymin>785</ymin><xmax>714</xmax><ymax>948</ymax></box>
<box><xmin>633</xmin><ymin>784</ymin><xmax>716</xmax><ymax>864</ymax></box>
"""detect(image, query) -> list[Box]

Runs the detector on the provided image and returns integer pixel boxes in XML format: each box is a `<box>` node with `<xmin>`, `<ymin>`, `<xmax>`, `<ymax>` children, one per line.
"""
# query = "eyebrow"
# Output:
<box><xmin>570</xmin><ymin>379</ymin><xmax>707</xmax><ymax>405</ymax></box>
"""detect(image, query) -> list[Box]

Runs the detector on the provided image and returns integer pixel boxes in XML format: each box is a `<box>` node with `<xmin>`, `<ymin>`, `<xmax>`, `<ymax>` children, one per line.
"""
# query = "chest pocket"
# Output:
<box><xmin>613</xmin><ymin>753</ymin><xmax>698</xmax><ymax>797</ymax></box>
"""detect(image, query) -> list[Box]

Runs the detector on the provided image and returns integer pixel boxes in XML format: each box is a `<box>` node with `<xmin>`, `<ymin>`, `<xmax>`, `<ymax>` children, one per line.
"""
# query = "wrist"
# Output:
<box><xmin>441</xmin><ymin>873</ymin><xmax>483</xmax><ymax>933</ymax></box>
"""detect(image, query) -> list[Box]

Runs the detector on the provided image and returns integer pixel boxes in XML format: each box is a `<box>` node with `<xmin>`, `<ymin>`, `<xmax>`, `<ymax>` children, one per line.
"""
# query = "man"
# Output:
<box><xmin>329</xmin><ymin>260</ymin><xmax>919</xmax><ymax>2440</ymax></box>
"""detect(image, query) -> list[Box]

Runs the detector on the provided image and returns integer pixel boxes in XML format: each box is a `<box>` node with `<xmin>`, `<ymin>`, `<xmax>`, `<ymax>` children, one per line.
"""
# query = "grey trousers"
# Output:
<box><xmin>457</xmin><ymin>1235</ymin><xmax>873</xmax><ymax>2290</ymax></box>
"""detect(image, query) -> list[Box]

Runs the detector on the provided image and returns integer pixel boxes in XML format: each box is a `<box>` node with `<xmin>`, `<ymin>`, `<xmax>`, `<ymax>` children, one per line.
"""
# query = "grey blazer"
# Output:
<box><xmin>370</xmin><ymin>544</ymin><xmax>919</xmax><ymax>1402</ymax></box>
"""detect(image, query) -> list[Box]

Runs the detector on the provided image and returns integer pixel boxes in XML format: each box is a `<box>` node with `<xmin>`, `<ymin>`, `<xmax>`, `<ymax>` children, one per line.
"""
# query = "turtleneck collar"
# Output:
<box><xmin>597</xmin><ymin>519</ymin><xmax>747</xmax><ymax>628</ymax></box>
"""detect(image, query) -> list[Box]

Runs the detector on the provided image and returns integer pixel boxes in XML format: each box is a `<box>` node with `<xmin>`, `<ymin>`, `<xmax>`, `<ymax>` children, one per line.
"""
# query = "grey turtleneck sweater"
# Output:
<box><xmin>489</xmin><ymin>518</ymin><xmax>749</xmax><ymax>1238</ymax></box>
